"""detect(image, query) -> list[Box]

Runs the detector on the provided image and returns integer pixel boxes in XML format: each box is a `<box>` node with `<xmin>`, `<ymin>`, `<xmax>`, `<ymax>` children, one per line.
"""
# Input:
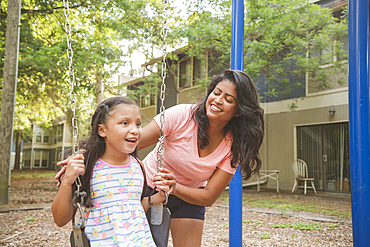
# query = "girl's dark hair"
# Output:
<box><xmin>77</xmin><ymin>96</ymin><xmax>146</xmax><ymax>207</ymax></box>
<box><xmin>192</xmin><ymin>69</ymin><xmax>264</xmax><ymax>180</ymax></box>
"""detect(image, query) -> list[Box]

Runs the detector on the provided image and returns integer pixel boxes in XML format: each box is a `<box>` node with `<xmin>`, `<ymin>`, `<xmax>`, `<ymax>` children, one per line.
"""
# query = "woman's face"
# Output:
<box><xmin>206</xmin><ymin>80</ymin><xmax>240</xmax><ymax>125</ymax></box>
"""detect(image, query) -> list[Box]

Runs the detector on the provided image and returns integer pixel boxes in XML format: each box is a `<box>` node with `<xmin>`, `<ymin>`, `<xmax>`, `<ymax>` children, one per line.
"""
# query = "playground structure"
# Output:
<box><xmin>0</xmin><ymin>0</ymin><xmax>369</xmax><ymax>246</ymax></box>
<box><xmin>229</xmin><ymin>0</ymin><xmax>369</xmax><ymax>246</ymax></box>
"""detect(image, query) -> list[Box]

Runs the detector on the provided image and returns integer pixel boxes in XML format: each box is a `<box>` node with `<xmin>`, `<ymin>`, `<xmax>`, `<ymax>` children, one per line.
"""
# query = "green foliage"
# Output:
<box><xmin>258</xmin><ymin>233</ymin><xmax>270</xmax><ymax>239</ymax></box>
<box><xmin>1</xmin><ymin>0</ymin><xmax>168</xmax><ymax>141</ymax></box>
<box><xmin>1</xmin><ymin>0</ymin><xmax>349</xmax><ymax>143</ymax></box>
<box><xmin>270</xmin><ymin>223</ymin><xmax>289</xmax><ymax>228</ymax></box>
<box><xmin>243</xmin><ymin>218</ymin><xmax>253</xmax><ymax>223</ymax></box>
<box><xmin>291</xmin><ymin>222</ymin><xmax>322</xmax><ymax>231</ymax></box>
<box><xmin>326</xmin><ymin>223</ymin><xmax>339</xmax><ymax>231</ymax></box>
<box><xmin>172</xmin><ymin>0</ymin><xmax>348</xmax><ymax>100</ymax></box>
<box><xmin>11</xmin><ymin>172</ymin><xmax>56</xmax><ymax>178</ymax></box>
<box><xmin>25</xmin><ymin>217</ymin><xmax>38</xmax><ymax>222</ymax></box>
<box><xmin>244</xmin><ymin>196</ymin><xmax>351</xmax><ymax>218</ymax></box>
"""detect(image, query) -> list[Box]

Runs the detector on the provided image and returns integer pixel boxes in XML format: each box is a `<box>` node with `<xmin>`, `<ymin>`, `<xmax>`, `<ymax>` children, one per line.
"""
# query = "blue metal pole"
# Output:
<box><xmin>229</xmin><ymin>0</ymin><xmax>244</xmax><ymax>246</ymax></box>
<box><xmin>348</xmin><ymin>0</ymin><xmax>370</xmax><ymax>246</ymax></box>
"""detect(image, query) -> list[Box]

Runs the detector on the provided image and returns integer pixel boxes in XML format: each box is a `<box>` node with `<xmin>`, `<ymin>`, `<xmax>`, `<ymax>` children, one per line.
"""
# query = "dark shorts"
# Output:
<box><xmin>145</xmin><ymin>187</ymin><xmax>206</xmax><ymax>221</ymax></box>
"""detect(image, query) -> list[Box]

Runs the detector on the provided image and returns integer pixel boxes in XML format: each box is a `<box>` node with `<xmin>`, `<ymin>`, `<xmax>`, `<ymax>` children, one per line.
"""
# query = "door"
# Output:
<box><xmin>297</xmin><ymin>123</ymin><xmax>350</xmax><ymax>192</ymax></box>
<box><xmin>322</xmin><ymin>124</ymin><xmax>350</xmax><ymax>192</ymax></box>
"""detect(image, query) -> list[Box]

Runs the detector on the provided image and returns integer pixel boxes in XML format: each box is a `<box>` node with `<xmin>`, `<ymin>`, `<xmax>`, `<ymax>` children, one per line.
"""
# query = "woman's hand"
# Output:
<box><xmin>150</xmin><ymin>167</ymin><xmax>176</xmax><ymax>204</ymax></box>
<box><xmin>153</xmin><ymin>167</ymin><xmax>176</xmax><ymax>194</ymax></box>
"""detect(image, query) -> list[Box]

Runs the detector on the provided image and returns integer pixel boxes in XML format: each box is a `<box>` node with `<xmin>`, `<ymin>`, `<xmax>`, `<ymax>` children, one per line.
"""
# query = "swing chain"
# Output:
<box><xmin>63</xmin><ymin>0</ymin><xmax>79</xmax><ymax>154</ymax></box>
<box><xmin>156</xmin><ymin>0</ymin><xmax>169</xmax><ymax>171</ymax></box>
<box><xmin>63</xmin><ymin>0</ymin><xmax>84</xmax><ymax>211</ymax></box>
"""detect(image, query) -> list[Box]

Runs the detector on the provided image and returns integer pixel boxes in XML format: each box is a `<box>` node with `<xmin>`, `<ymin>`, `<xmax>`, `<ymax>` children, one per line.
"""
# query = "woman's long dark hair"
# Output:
<box><xmin>77</xmin><ymin>96</ymin><xmax>146</xmax><ymax>207</ymax></box>
<box><xmin>192</xmin><ymin>69</ymin><xmax>264</xmax><ymax>180</ymax></box>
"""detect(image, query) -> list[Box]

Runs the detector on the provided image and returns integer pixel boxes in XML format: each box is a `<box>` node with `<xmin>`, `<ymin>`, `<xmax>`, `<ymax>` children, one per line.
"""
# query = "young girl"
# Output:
<box><xmin>52</xmin><ymin>96</ymin><xmax>175</xmax><ymax>247</ymax></box>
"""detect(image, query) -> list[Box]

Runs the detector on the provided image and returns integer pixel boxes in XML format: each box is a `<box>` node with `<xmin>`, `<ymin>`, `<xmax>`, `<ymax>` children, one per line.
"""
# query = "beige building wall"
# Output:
<box><xmin>178</xmin><ymin>86</ymin><xmax>205</xmax><ymax>104</ymax></box>
<box><xmin>261</xmin><ymin>89</ymin><xmax>349</xmax><ymax>191</ymax></box>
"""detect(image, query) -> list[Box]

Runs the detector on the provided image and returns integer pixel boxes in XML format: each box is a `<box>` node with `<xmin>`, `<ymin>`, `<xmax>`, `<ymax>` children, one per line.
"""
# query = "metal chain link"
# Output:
<box><xmin>63</xmin><ymin>0</ymin><xmax>79</xmax><ymax>156</ymax></box>
<box><xmin>156</xmin><ymin>0</ymin><xmax>169</xmax><ymax>172</ymax></box>
<box><xmin>63</xmin><ymin>0</ymin><xmax>81</xmax><ymax>195</ymax></box>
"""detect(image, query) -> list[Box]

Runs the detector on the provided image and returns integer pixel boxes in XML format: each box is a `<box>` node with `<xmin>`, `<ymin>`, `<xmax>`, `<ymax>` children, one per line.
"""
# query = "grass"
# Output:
<box><xmin>270</xmin><ymin>223</ymin><xmax>290</xmax><ymax>228</ymax></box>
<box><xmin>243</xmin><ymin>197</ymin><xmax>351</xmax><ymax>219</ymax></box>
<box><xmin>270</xmin><ymin>222</ymin><xmax>324</xmax><ymax>231</ymax></box>
<box><xmin>242</xmin><ymin>218</ymin><xmax>253</xmax><ymax>223</ymax></box>
<box><xmin>11</xmin><ymin>171</ymin><xmax>56</xmax><ymax>178</ymax></box>
<box><xmin>258</xmin><ymin>233</ymin><xmax>270</xmax><ymax>239</ymax></box>
<box><xmin>25</xmin><ymin>217</ymin><xmax>38</xmax><ymax>222</ymax></box>
<box><xmin>217</xmin><ymin>191</ymin><xmax>351</xmax><ymax>219</ymax></box>
<box><xmin>291</xmin><ymin>222</ymin><xmax>322</xmax><ymax>231</ymax></box>
<box><xmin>326</xmin><ymin>223</ymin><xmax>339</xmax><ymax>231</ymax></box>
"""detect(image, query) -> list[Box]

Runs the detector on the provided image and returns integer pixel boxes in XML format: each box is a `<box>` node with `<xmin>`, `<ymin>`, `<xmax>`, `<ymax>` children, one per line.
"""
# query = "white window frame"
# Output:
<box><xmin>35</xmin><ymin>126</ymin><xmax>50</xmax><ymax>144</ymax></box>
<box><xmin>177</xmin><ymin>54</ymin><xmax>208</xmax><ymax>90</ymax></box>
<box><xmin>33</xmin><ymin>150</ymin><xmax>49</xmax><ymax>168</ymax></box>
<box><xmin>139</xmin><ymin>82</ymin><xmax>157</xmax><ymax>109</ymax></box>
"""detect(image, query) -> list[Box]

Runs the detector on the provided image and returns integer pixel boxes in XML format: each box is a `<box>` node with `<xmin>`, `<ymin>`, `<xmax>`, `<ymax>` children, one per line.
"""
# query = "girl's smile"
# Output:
<box><xmin>98</xmin><ymin>104</ymin><xmax>143</xmax><ymax>162</ymax></box>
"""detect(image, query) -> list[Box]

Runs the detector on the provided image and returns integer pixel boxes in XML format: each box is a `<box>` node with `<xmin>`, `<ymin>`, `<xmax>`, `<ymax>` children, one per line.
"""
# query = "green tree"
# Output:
<box><xmin>172</xmin><ymin>0</ymin><xmax>348</xmax><ymax>100</ymax></box>
<box><xmin>0</xmin><ymin>0</ymin><xmax>170</xmax><ymax>170</ymax></box>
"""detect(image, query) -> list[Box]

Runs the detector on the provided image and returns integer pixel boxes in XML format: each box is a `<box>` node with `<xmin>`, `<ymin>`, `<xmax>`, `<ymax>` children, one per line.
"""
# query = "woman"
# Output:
<box><xmin>56</xmin><ymin>69</ymin><xmax>264</xmax><ymax>247</ymax></box>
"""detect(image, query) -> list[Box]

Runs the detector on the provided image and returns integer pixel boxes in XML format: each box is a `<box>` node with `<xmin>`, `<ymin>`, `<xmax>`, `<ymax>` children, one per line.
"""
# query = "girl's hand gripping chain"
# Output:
<box><xmin>55</xmin><ymin>150</ymin><xmax>86</xmax><ymax>187</ymax></box>
<box><xmin>59</xmin><ymin>154</ymin><xmax>85</xmax><ymax>186</ymax></box>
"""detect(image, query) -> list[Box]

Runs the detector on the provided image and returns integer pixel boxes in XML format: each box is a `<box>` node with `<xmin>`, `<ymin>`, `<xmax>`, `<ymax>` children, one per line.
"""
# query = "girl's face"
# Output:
<box><xmin>98</xmin><ymin>104</ymin><xmax>142</xmax><ymax>156</ymax></box>
<box><xmin>206</xmin><ymin>80</ymin><xmax>240</xmax><ymax>124</ymax></box>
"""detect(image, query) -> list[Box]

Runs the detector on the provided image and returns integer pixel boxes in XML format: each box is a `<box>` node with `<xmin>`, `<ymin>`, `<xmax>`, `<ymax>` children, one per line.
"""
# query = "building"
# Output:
<box><xmin>260</xmin><ymin>0</ymin><xmax>349</xmax><ymax>193</ymax></box>
<box><xmin>19</xmin><ymin>74</ymin><xmax>137</xmax><ymax>171</ymax></box>
<box><xmin>21</xmin><ymin>118</ymin><xmax>74</xmax><ymax>170</ymax></box>
<box><xmin>123</xmin><ymin>0</ymin><xmax>349</xmax><ymax>194</ymax></box>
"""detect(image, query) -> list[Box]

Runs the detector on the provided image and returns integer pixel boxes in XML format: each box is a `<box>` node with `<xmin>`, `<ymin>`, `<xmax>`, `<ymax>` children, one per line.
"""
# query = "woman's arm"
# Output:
<box><xmin>137</xmin><ymin>119</ymin><xmax>160</xmax><ymax>150</ymax></box>
<box><xmin>52</xmin><ymin>154</ymin><xmax>86</xmax><ymax>226</ymax></box>
<box><xmin>163</xmin><ymin>168</ymin><xmax>233</xmax><ymax>207</ymax></box>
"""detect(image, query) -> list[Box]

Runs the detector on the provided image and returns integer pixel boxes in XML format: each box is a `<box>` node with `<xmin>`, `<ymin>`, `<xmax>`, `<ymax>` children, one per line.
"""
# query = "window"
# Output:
<box><xmin>23</xmin><ymin>150</ymin><xmax>31</xmax><ymax>167</ymax></box>
<box><xmin>310</xmin><ymin>34</ymin><xmax>348</xmax><ymax>65</ymax></box>
<box><xmin>43</xmin><ymin>135</ymin><xmax>49</xmax><ymax>143</ymax></box>
<box><xmin>179</xmin><ymin>58</ymin><xmax>192</xmax><ymax>88</ymax></box>
<box><xmin>35</xmin><ymin>126</ymin><xmax>50</xmax><ymax>144</ymax></box>
<box><xmin>53</xmin><ymin>147</ymin><xmax>63</xmax><ymax>165</ymax></box>
<box><xmin>36</xmin><ymin>129</ymin><xmax>42</xmax><ymax>143</ymax></box>
<box><xmin>307</xmin><ymin>35</ymin><xmax>348</xmax><ymax>94</ymax></box>
<box><xmin>34</xmin><ymin>151</ymin><xmax>41</xmax><ymax>167</ymax></box>
<box><xmin>33</xmin><ymin>150</ymin><xmax>49</xmax><ymax>168</ymax></box>
<box><xmin>140</xmin><ymin>83</ymin><xmax>156</xmax><ymax>108</ymax></box>
<box><xmin>309</xmin><ymin>9</ymin><xmax>347</xmax><ymax>65</ymax></box>
<box><xmin>54</xmin><ymin>125</ymin><xmax>63</xmax><ymax>143</ymax></box>
<box><xmin>42</xmin><ymin>151</ymin><xmax>49</xmax><ymax>167</ymax></box>
<box><xmin>178</xmin><ymin>56</ymin><xmax>207</xmax><ymax>89</ymax></box>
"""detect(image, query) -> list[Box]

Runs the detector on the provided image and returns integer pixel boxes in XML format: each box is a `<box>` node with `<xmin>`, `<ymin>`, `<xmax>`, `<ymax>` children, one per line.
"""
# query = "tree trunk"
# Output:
<box><xmin>14</xmin><ymin>132</ymin><xmax>22</xmax><ymax>170</ymax></box>
<box><xmin>0</xmin><ymin>0</ymin><xmax>21</xmax><ymax>206</ymax></box>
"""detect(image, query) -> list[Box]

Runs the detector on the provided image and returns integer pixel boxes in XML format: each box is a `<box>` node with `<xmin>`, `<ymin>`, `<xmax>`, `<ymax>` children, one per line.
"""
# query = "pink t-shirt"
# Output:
<box><xmin>143</xmin><ymin>104</ymin><xmax>236</xmax><ymax>189</ymax></box>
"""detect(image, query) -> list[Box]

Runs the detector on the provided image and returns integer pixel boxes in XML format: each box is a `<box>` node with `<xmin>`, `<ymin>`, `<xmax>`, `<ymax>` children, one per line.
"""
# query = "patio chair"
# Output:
<box><xmin>291</xmin><ymin>159</ymin><xmax>317</xmax><ymax>194</ymax></box>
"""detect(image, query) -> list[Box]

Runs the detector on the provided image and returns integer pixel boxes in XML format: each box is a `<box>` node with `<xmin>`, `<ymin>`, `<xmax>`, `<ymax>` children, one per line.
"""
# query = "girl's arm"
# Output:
<box><xmin>141</xmin><ymin>167</ymin><xmax>176</xmax><ymax>212</ymax></box>
<box><xmin>161</xmin><ymin>168</ymin><xmax>233</xmax><ymax>207</ymax></box>
<box><xmin>141</xmin><ymin>191</ymin><xmax>166</xmax><ymax>212</ymax></box>
<box><xmin>52</xmin><ymin>154</ymin><xmax>86</xmax><ymax>227</ymax></box>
